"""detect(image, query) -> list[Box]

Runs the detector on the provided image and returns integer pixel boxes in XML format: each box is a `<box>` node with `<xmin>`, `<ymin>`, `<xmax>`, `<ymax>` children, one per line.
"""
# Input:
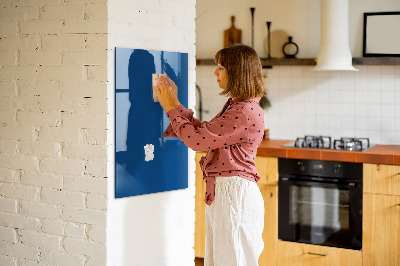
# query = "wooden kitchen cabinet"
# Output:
<box><xmin>363</xmin><ymin>193</ymin><xmax>400</xmax><ymax>266</ymax></box>
<box><xmin>364</xmin><ymin>163</ymin><xmax>400</xmax><ymax>196</ymax></box>
<box><xmin>194</xmin><ymin>154</ymin><xmax>279</xmax><ymax>263</ymax></box>
<box><xmin>255</xmin><ymin>156</ymin><xmax>278</xmax><ymax>186</ymax></box>
<box><xmin>276</xmin><ymin>241</ymin><xmax>362</xmax><ymax>266</ymax></box>
<box><xmin>195</xmin><ymin>152</ymin><xmax>207</xmax><ymax>258</ymax></box>
<box><xmin>363</xmin><ymin>163</ymin><xmax>400</xmax><ymax>266</ymax></box>
<box><xmin>258</xmin><ymin>184</ymin><xmax>278</xmax><ymax>266</ymax></box>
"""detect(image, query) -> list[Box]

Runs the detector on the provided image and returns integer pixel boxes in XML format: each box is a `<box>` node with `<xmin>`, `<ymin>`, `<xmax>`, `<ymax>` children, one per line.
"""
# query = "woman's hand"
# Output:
<box><xmin>153</xmin><ymin>77</ymin><xmax>175</xmax><ymax>113</ymax></box>
<box><xmin>161</xmin><ymin>76</ymin><xmax>180</xmax><ymax>108</ymax></box>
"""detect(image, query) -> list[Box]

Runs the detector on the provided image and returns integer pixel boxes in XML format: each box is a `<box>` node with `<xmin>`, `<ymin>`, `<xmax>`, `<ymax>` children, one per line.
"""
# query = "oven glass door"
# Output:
<box><xmin>278</xmin><ymin>177</ymin><xmax>362</xmax><ymax>250</ymax></box>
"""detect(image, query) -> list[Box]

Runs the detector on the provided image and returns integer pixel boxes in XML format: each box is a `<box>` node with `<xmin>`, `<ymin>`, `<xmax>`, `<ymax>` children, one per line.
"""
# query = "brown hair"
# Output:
<box><xmin>214</xmin><ymin>44</ymin><xmax>266</xmax><ymax>99</ymax></box>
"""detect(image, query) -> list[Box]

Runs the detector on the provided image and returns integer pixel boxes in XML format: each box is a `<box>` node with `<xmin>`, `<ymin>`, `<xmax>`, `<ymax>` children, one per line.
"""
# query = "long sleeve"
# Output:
<box><xmin>161</xmin><ymin>104</ymin><xmax>202</xmax><ymax>137</ymax></box>
<box><xmin>165</xmin><ymin>106</ymin><xmax>249</xmax><ymax>152</ymax></box>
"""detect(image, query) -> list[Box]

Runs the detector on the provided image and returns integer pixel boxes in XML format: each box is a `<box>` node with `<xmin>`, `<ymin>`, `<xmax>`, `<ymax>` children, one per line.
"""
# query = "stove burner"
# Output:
<box><xmin>295</xmin><ymin>135</ymin><xmax>332</xmax><ymax>149</ymax></box>
<box><xmin>286</xmin><ymin>136</ymin><xmax>372</xmax><ymax>151</ymax></box>
<box><xmin>333</xmin><ymin>137</ymin><xmax>370</xmax><ymax>151</ymax></box>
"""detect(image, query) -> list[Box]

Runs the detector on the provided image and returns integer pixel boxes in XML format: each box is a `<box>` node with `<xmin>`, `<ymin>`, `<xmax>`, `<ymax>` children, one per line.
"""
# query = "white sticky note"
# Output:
<box><xmin>144</xmin><ymin>144</ymin><xmax>155</xmax><ymax>162</ymax></box>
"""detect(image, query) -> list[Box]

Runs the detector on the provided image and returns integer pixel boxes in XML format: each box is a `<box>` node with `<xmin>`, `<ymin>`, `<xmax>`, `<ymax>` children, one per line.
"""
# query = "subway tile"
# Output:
<box><xmin>367</xmin><ymin>91</ymin><xmax>381</xmax><ymax>104</ymax></box>
<box><xmin>354</xmin><ymin>116</ymin><xmax>368</xmax><ymax>130</ymax></box>
<box><xmin>316</xmin><ymin>103</ymin><xmax>329</xmax><ymax>115</ymax></box>
<box><xmin>279</xmin><ymin>126</ymin><xmax>294</xmax><ymax>138</ymax></box>
<box><xmin>304</xmin><ymin>88</ymin><xmax>316</xmax><ymax>103</ymax></box>
<box><xmin>328</xmin><ymin>71</ymin><xmax>341</xmax><ymax>81</ymax></box>
<box><xmin>367</xmin><ymin>129</ymin><xmax>382</xmax><ymax>143</ymax></box>
<box><xmin>382</xmin><ymin>104</ymin><xmax>395</xmax><ymax>117</ymax></box>
<box><xmin>382</xmin><ymin>78</ymin><xmax>395</xmax><ymax>91</ymax></box>
<box><xmin>368</xmin><ymin>117</ymin><xmax>382</xmax><ymax>131</ymax></box>
<box><xmin>382</xmin><ymin>117</ymin><xmax>396</xmax><ymax>131</ymax></box>
<box><xmin>328</xmin><ymin>88</ymin><xmax>341</xmax><ymax>103</ymax></box>
<box><xmin>381</xmin><ymin>65</ymin><xmax>395</xmax><ymax>77</ymax></box>
<box><xmin>316</xmin><ymin>89</ymin><xmax>329</xmax><ymax>103</ymax></box>
<box><xmin>396</xmin><ymin>131</ymin><xmax>400</xmax><ymax>145</ymax></box>
<box><xmin>304</xmin><ymin>102</ymin><xmax>316</xmax><ymax>115</ymax></box>
<box><xmin>367</xmin><ymin>104</ymin><xmax>381</xmax><ymax>117</ymax></box>
<box><xmin>279</xmin><ymin>78</ymin><xmax>291</xmax><ymax>89</ymax></box>
<box><xmin>316</xmin><ymin>116</ymin><xmax>330</xmax><ymax>128</ymax></box>
<box><xmin>381</xmin><ymin>131</ymin><xmax>396</xmax><ymax>144</ymax></box>
<box><xmin>315</xmin><ymin>77</ymin><xmax>329</xmax><ymax>90</ymax></box>
<box><xmin>291</xmin><ymin>67</ymin><xmax>304</xmax><ymax>78</ymax></box>
<box><xmin>341</xmin><ymin>104</ymin><xmax>355</xmax><ymax>116</ymax></box>
<box><xmin>329</xmin><ymin>103</ymin><xmax>341</xmax><ymax>116</ymax></box>
<box><xmin>328</xmin><ymin>76</ymin><xmax>341</xmax><ymax>90</ymax></box>
<box><xmin>341</xmin><ymin>117</ymin><xmax>355</xmax><ymax>129</ymax></box>
<box><xmin>354</xmin><ymin>90</ymin><xmax>367</xmax><ymax>104</ymax></box>
<box><xmin>355</xmin><ymin>104</ymin><xmax>368</xmax><ymax>116</ymax></box>
<box><xmin>341</xmin><ymin>128</ymin><xmax>355</xmax><ymax>137</ymax></box>
<box><xmin>382</xmin><ymin>90</ymin><xmax>395</xmax><ymax>104</ymax></box>
<box><xmin>279</xmin><ymin>67</ymin><xmax>291</xmax><ymax>78</ymax></box>
<box><xmin>329</xmin><ymin>116</ymin><xmax>341</xmax><ymax>129</ymax></box>
<box><xmin>367</xmin><ymin>65</ymin><xmax>381</xmax><ymax>76</ymax></box>
<box><xmin>303</xmin><ymin>67</ymin><xmax>316</xmax><ymax>78</ymax></box>
<box><xmin>394</xmin><ymin>66</ymin><xmax>400</xmax><ymax>78</ymax></box>
<box><xmin>291</xmin><ymin>77</ymin><xmax>304</xmax><ymax>90</ymax></box>
<box><xmin>341</xmin><ymin>89</ymin><xmax>354</xmax><ymax>103</ymax></box>
<box><xmin>316</xmin><ymin>70</ymin><xmax>328</xmax><ymax>79</ymax></box>
<box><xmin>367</xmin><ymin>77</ymin><xmax>381</xmax><ymax>91</ymax></box>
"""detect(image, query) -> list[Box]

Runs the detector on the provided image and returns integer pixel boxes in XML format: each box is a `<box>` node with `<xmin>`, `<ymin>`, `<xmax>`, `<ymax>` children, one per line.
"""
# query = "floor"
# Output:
<box><xmin>195</xmin><ymin>257</ymin><xmax>204</xmax><ymax>266</ymax></box>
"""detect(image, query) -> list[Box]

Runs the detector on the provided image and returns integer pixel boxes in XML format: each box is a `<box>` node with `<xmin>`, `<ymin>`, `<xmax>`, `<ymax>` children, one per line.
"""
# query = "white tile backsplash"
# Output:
<box><xmin>196</xmin><ymin>65</ymin><xmax>400</xmax><ymax>144</ymax></box>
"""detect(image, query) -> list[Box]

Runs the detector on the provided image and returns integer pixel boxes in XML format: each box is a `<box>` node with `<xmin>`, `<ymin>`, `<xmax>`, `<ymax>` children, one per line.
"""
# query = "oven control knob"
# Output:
<box><xmin>298</xmin><ymin>161</ymin><xmax>305</xmax><ymax>171</ymax></box>
<box><xmin>334</xmin><ymin>164</ymin><xmax>341</xmax><ymax>174</ymax></box>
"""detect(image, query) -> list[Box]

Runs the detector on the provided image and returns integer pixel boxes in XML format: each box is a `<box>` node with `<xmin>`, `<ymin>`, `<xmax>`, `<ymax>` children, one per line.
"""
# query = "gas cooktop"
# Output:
<box><xmin>282</xmin><ymin>135</ymin><xmax>375</xmax><ymax>151</ymax></box>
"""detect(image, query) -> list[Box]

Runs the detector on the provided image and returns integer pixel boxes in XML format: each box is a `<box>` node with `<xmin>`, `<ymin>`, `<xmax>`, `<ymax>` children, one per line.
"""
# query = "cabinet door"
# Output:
<box><xmin>259</xmin><ymin>185</ymin><xmax>278</xmax><ymax>266</ymax></box>
<box><xmin>277</xmin><ymin>241</ymin><xmax>362</xmax><ymax>266</ymax></box>
<box><xmin>195</xmin><ymin>152</ymin><xmax>207</xmax><ymax>258</ymax></box>
<box><xmin>364</xmin><ymin>164</ymin><xmax>400</xmax><ymax>196</ymax></box>
<box><xmin>255</xmin><ymin>156</ymin><xmax>278</xmax><ymax>186</ymax></box>
<box><xmin>363</xmin><ymin>193</ymin><xmax>400</xmax><ymax>266</ymax></box>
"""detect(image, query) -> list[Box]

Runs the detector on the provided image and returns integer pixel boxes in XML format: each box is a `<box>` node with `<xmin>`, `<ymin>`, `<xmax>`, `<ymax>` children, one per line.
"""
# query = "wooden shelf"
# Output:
<box><xmin>196</xmin><ymin>57</ymin><xmax>400</xmax><ymax>67</ymax></box>
<box><xmin>352</xmin><ymin>57</ymin><xmax>400</xmax><ymax>65</ymax></box>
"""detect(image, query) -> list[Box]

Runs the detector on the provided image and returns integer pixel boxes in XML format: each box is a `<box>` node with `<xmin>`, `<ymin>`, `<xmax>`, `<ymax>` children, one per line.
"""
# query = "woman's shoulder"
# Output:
<box><xmin>233</xmin><ymin>97</ymin><xmax>261</xmax><ymax>110</ymax></box>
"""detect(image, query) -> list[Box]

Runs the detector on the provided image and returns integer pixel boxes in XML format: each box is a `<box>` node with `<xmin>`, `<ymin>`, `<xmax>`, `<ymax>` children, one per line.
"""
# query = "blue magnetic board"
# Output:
<box><xmin>115</xmin><ymin>48</ymin><xmax>188</xmax><ymax>198</ymax></box>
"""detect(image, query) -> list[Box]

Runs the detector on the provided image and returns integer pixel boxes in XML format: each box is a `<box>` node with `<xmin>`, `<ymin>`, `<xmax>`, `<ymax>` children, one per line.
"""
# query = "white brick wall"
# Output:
<box><xmin>0</xmin><ymin>0</ymin><xmax>108</xmax><ymax>265</ymax></box>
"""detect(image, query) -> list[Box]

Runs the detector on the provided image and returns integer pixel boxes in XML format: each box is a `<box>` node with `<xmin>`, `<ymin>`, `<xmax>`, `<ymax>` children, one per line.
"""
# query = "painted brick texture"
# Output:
<box><xmin>0</xmin><ymin>0</ymin><xmax>108</xmax><ymax>265</ymax></box>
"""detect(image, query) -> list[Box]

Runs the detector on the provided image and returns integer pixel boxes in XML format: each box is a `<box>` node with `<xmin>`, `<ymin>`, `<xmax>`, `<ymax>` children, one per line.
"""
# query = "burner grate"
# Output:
<box><xmin>333</xmin><ymin>137</ymin><xmax>370</xmax><ymax>151</ymax></box>
<box><xmin>295</xmin><ymin>135</ymin><xmax>332</xmax><ymax>149</ymax></box>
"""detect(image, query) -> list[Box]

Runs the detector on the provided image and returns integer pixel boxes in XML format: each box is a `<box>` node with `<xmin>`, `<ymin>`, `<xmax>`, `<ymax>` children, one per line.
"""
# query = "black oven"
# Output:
<box><xmin>278</xmin><ymin>158</ymin><xmax>363</xmax><ymax>250</ymax></box>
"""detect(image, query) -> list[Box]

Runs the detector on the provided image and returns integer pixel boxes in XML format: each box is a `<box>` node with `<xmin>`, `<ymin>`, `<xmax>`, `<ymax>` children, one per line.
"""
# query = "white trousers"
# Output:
<box><xmin>205</xmin><ymin>176</ymin><xmax>265</xmax><ymax>266</ymax></box>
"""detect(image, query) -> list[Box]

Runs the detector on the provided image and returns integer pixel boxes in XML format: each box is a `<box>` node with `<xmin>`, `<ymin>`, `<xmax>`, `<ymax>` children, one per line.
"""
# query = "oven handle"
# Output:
<box><xmin>280</xmin><ymin>177</ymin><xmax>357</xmax><ymax>189</ymax></box>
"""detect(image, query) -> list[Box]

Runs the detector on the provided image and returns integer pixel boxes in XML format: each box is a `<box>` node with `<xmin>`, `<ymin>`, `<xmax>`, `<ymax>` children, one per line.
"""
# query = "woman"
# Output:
<box><xmin>154</xmin><ymin>44</ymin><xmax>266</xmax><ymax>266</ymax></box>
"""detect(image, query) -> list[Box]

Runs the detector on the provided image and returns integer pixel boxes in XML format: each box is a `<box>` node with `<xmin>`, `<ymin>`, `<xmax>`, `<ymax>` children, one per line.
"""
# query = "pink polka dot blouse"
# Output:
<box><xmin>162</xmin><ymin>97</ymin><xmax>265</xmax><ymax>205</ymax></box>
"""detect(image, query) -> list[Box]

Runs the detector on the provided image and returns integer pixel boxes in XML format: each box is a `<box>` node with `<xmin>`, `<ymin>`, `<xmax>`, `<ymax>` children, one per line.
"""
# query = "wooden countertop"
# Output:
<box><xmin>256</xmin><ymin>139</ymin><xmax>400</xmax><ymax>165</ymax></box>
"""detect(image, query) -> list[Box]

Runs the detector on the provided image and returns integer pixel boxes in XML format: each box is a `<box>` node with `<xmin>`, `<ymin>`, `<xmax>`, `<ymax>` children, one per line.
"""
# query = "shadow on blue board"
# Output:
<box><xmin>115</xmin><ymin>47</ymin><xmax>188</xmax><ymax>198</ymax></box>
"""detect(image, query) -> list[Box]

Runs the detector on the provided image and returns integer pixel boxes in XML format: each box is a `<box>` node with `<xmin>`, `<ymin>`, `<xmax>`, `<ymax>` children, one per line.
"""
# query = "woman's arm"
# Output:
<box><xmin>165</xmin><ymin>107</ymin><xmax>249</xmax><ymax>152</ymax></box>
<box><xmin>161</xmin><ymin>78</ymin><xmax>202</xmax><ymax>137</ymax></box>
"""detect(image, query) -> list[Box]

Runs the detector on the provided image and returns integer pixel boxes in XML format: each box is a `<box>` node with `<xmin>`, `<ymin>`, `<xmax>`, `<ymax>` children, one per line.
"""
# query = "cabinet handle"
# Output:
<box><xmin>397</xmin><ymin>204</ymin><xmax>400</xmax><ymax>207</ymax></box>
<box><xmin>307</xmin><ymin>252</ymin><xmax>328</xmax><ymax>256</ymax></box>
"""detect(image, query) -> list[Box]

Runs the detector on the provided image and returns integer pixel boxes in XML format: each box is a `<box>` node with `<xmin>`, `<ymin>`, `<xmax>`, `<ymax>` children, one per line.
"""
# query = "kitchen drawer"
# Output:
<box><xmin>276</xmin><ymin>241</ymin><xmax>362</xmax><ymax>266</ymax></box>
<box><xmin>364</xmin><ymin>164</ymin><xmax>400</xmax><ymax>196</ymax></box>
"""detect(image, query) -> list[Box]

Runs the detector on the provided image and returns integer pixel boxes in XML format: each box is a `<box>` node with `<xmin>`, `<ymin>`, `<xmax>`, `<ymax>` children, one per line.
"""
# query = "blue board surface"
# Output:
<box><xmin>115</xmin><ymin>48</ymin><xmax>188</xmax><ymax>198</ymax></box>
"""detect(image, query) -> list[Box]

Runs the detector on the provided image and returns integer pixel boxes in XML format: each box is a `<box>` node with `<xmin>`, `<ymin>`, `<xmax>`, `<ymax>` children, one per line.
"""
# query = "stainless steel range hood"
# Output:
<box><xmin>314</xmin><ymin>0</ymin><xmax>358</xmax><ymax>71</ymax></box>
